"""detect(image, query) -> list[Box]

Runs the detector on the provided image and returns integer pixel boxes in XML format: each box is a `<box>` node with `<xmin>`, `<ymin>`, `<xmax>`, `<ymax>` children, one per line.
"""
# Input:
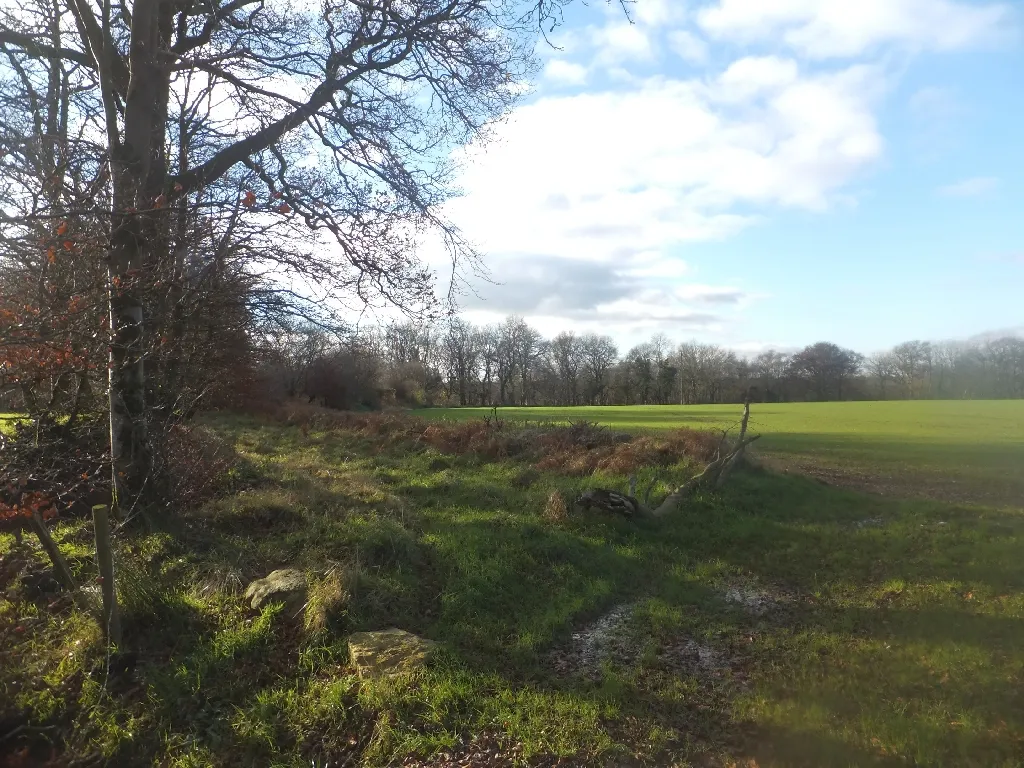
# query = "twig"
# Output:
<box><xmin>1</xmin><ymin>723</ymin><xmax>57</xmax><ymax>744</ymax></box>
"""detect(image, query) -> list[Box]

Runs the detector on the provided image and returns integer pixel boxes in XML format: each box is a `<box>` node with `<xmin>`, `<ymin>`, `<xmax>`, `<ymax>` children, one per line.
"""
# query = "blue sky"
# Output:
<box><xmin>433</xmin><ymin>0</ymin><xmax>1023</xmax><ymax>355</ymax></box>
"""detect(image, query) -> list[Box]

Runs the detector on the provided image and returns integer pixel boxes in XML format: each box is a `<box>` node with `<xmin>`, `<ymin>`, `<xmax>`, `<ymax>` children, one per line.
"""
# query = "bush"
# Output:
<box><xmin>151</xmin><ymin>423</ymin><xmax>239</xmax><ymax>513</ymax></box>
<box><xmin>273</xmin><ymin>405</ymin><xmax>720</xmax><ymax>477</ymax></box>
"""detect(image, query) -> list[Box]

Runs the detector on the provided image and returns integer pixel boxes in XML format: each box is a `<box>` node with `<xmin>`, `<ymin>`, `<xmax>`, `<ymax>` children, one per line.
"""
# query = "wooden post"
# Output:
<box><xmin>29</xmin><ymin>512</ymin><xmax>91</xmax><ymax>611</ymax></box>
<box><xmin>30</xmin><ymin>512</ymin><xmax>78</xmax><ymax>594</ymax></box>
<box><xmin>92</xmin><ymin>504</ymin><xmax>122</xmax><ymax>645</ymax></box>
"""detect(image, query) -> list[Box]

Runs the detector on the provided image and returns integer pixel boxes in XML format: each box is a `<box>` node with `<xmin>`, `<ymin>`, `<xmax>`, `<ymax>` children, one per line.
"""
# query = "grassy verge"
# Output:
<box><xmin>2</xmin><ymin>410</ymin><xmax>1022</xmax><ymax>766</ymax></box>
<box><xmin>417</xmin><ymin>402</ymin><xmax>1024</xmax><ymax>506</ymax></box>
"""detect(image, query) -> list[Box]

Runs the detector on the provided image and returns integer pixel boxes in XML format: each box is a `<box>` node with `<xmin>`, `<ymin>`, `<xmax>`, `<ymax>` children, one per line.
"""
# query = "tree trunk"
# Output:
<box><xmin>102</xmin><ymin>0</ymin><xmax>164</xmax><ymax>514</ymax></box>
<box><xmin>108</xmin><ymin>280</ymin><xmax>150</xmax><ymax>514</ymax></box>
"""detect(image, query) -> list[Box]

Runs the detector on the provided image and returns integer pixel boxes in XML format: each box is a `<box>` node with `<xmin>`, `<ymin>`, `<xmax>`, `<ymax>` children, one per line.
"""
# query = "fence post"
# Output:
<box><xmin>92</xmin><ymin>504</ymin><xmax>122</xmax><ymax>645</ymax></box>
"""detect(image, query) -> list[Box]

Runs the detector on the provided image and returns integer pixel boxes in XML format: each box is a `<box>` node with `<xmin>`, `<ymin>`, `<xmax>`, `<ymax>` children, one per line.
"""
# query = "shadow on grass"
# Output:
<box><xmin>6</xmin><ymin>416</ymin><xmax>1023</xmax><ymax>767</ymax></box>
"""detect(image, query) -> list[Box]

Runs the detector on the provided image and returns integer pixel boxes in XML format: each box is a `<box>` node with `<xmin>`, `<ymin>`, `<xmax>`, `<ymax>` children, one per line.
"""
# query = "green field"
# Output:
<box><xmin>418</xmin><ymin>401</ymin><xmax>1024</xmax><ymax>506</ymax></box>
<box><xmin>2</xmin><ymin>405</ymin><xmax>1023</xmax><ymax>766</ymax></box>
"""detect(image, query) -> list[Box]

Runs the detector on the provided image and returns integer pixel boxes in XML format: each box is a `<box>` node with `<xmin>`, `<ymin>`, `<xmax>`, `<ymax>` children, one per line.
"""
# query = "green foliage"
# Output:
<box><xmin>1</xmin><ymin>409</ymin><xmax>1022</xmax><ymax>766</ymax></box>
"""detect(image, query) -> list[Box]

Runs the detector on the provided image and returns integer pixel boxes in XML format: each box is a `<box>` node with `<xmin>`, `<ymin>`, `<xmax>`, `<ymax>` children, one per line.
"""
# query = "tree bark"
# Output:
<box><xmin>103</xmin><ymin>0</ymin><xmax>163</xmax><ymax>514</ymax></box>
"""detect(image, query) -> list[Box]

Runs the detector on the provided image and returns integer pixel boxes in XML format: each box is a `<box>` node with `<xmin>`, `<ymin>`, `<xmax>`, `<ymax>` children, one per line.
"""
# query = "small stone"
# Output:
<box><xmin>348</xmin><ymin>628</ymin><xmax>436</xmax><ymax>679</ymax></box>
<box><xmin>244</xmin><ymin>568</ymin><xmax>307</xmax><ymax>615</ymax></box>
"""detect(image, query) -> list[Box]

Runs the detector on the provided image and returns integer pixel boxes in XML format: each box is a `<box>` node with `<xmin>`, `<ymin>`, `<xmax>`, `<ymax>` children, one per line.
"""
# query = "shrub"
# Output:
<box><xmin>151</xmin><ymin>423</ymin><xmax>239</xmax><ymax>514</ymax></box>
<box><xmin>274</xmin><ymin>406</ymin><xmax>721</xmax><ymax>478</ymax></box>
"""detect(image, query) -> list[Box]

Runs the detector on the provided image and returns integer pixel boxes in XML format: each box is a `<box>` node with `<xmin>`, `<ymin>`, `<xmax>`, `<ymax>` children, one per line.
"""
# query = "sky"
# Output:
<box><xmin>428</xmin><ymin>0</ymin><xmax>1024</xmax><ymax>355</ymax></box>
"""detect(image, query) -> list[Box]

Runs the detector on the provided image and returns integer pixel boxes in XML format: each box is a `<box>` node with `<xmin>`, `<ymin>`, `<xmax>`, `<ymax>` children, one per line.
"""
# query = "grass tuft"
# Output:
<box><xmin>305</xmin><ymin>568</ymin><xmax>349</xmax><ymax>635</ymax></box>
<box><xmin>542</xmin><ymin>489</ymin><xmax>570</xmax><ymax>524</ymax></box>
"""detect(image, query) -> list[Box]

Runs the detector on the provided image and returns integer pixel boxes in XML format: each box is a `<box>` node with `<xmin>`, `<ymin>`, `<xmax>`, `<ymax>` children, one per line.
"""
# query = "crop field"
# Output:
<box><xmin>418</xmin><ymin>401</ymin><xmax>1024</xmax><ymax>507</ymax></box>
<box><xmin>2</xmin><ymin>403</ymin><xmax>1023</xmax><ymax>766</ymax></box>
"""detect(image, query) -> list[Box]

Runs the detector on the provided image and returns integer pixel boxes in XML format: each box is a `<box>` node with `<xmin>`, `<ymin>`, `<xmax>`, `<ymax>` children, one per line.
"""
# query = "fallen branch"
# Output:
<box><xmin>646</xmin><ymin>434</ymin><xmax>760</xmax><ymax>518</ymax></box>
<box><xmin>576</xmin><ymin>400</ymin><xmax>760</xmax><ymax>521</ymax></box>
<box><xmin>715</xmin><ymin>395</ymin><xmax>751</xmax><ymax>490</ymax></box>
<box><xmin>29</xmin><ymin>511</ymin><xmax>91</xmax><ymax>611</ymax></box>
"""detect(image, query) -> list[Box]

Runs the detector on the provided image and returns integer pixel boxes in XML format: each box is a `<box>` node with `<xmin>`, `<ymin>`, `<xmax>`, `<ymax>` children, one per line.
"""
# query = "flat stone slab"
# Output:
<box><xmin>348</xmin><ymin>628</ymin><xmax>436</xmax><ymax>679</ymax></box>
<box><xmin>244</xmin><ymin>568</ymin><xmax>307</xmax><ymax>613</ymax></box>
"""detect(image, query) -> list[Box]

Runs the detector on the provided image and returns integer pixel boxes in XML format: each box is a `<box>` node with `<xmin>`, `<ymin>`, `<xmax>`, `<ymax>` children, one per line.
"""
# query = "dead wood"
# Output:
<box><xmin>576</xmin><ymin>401</ymin><xmax>760</xmax><ymax>521</ymax></box>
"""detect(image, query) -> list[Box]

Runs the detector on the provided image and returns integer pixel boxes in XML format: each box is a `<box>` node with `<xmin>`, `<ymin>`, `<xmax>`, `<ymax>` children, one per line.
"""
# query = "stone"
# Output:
<box><xmin>348</xmin><ymin>628</ymin><xmax>436</xmax><ymax>679</ymax></box>
<box><xmin>244</xmin><ymin>568</ymin><xmax>307</xmax><ymax>615</ymax></box>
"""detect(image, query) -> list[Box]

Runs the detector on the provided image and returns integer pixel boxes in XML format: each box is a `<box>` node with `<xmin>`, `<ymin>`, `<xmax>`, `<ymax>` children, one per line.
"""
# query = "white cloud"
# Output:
<box><xmin>716</xmin><ymin>55</ymin><xmax>800</xmax><ymax>99</ymax></box>
<box><xmin>672</xmin><ymin>284</ymin><xmax>747</xmax><ymax>303</ymax></box>
<box><xmin>697</xmin><ymin>0</ymin><xmax>1012</xmax><ymax>58</ymax></box>
<box><xmin>936</xmin><ymin>176</ymin><xmax>999</xmax><ymax>197</ymax></box>
<box><xmin>544</xmin><ymin>59</ymin><xmax>588</xmax><ymax>86</ymax></box>
<box><xmin>668</xmin><ymin>30</ymin><xmax>710</xmax><ymax>64</ymax></box>
<box><xmin>435</xmin><ymin>62</ymin><xmax>884</xmax><ymax>334</ymax></box>
<box><xmin>632</xmin><ymin>0</ymin><xmax>687</xmax><ymax>27</ymax></box>
<box><xmin>423</xmin><ymin>0</ymin><xmax>1007</xmax><ymax>343</ymax></box>
<box><xmin>591</xmin><ymin>22</ymin><xmax>655</xmax><ymax>65</ymax></box>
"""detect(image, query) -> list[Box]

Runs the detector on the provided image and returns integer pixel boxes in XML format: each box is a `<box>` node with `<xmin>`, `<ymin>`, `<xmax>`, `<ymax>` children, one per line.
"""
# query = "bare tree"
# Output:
<box><xmin>580</xmin><ymin>332</ymin><xmax>617</xmax><ymax>405</ymax></box>
<box><xmin>891</xmin><ymin>341</ymin><xmax>932</xmax><ymax>399</ymax></box>
<box><xmin>790</xmin><ymin>342</ymin><xmax>863</xmax><ymax>401</ymax></box>
<box><xmin>0</xmin><ymin>0</ymin><xmax>561</xmax><ymax>512</ymax></box>
<box><xmin>753</xmin><ymin>350</ymin><xmax>790</xmax><ymax>402</ymax></box>
<box><xmin>548</xmin><ymin>331</ymin><xmax>583</xmax><ymax>405</ymax></box>
<box><xmin>441</xmin><ymin>317</ymin><xmax>479</xmax><ymax>406</ymax></box>
<box><xmin>865</xmin><ymin>352</ymin><xmax>896</xmax><ymax>400</ymax></box>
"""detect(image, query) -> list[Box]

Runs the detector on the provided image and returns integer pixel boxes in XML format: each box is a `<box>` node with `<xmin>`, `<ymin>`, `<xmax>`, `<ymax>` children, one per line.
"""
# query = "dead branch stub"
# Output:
<box><xmin>576</xmin><ymin>401</ymin><xmax>759</xmax><ymax>521</ymax></box>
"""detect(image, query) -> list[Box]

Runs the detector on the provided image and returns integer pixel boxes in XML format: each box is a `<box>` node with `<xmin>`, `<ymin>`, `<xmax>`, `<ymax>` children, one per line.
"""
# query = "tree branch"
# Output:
<box><xmin>0</xmin><ymin>26</ymin><xmax>92</xmax><ymax>67</ymax></box>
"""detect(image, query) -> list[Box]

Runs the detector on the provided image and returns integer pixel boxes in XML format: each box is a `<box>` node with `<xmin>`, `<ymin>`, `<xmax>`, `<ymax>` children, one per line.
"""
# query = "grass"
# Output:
<box><xmin>1</xmin><ymin>407</ymin><xmax>1023</xmax><ymax>766</ymax></box>
<box><xmin>417</xmin><ymin>401</ymin><xmax>1024</xmax><ymax>506</ymax></box>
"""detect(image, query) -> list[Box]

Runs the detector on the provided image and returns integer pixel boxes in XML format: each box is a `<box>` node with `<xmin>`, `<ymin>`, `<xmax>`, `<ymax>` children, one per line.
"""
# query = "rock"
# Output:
<box><xmin>348</xmin><ymin>628</ymin><xmax>436</xmax><ymax>679</ymax></box>
<box><xmin>244</xmin><ymin>568</ymin><xmax>307</xmax><ymax>615</ymax></box>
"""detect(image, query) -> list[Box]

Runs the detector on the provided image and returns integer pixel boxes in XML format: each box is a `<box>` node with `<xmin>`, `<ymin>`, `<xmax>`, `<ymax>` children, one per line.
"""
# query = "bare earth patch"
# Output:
<box><xmin>550</xmin><ymin>602</ymin><xmax>638</xmax><ymax>678</ymax></box>
<box><xmin>395</xmin><ymin>733</ymin><xmax>584</xmax><ymax>767</ymax></box>
<box><xmin>760</xmin><ymin>455</ymin><xmax>1017</xmax><ymax>507</ymax></box>
<box><xmin>723</xmin><ymin>586</ymin><xmax>778</xmax><ymax>616</ymax></box>
<box><xmin>550</xmin><ymin>603</ymin><xmax>736</xmax><ymax>684</ymax></box>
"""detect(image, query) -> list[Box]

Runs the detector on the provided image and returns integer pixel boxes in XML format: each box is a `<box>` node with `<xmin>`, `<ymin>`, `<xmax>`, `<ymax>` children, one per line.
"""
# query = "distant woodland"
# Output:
<box><xmin>251</xmin><ymin>318</ymin><xmax>1024</xmax><ymax>410</ymax></box>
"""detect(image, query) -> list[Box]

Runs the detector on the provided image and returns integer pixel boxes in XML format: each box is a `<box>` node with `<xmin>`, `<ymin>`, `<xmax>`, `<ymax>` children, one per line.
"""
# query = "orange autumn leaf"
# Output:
<box><xmin>62</xmin><ymin>240</ymin><xmax>74</xmax><ymax>251</ymax></box>
<box><xmin>154</xmin><ymin>193</ymin><xmax>166</xmax><ymax>208</ymax></box>
<box><xmin>242</xmin><ymin>190</ymin><xmax>257</xmax><ymax>207</ymax></box>
<box><xmin>277</xmin><ymin>203</ymin><xmax>291</xmax><ymax>214</ymax></box>
<box><xmin>47</xmin><ymin>247</ymin><xmax>56</xmax><ymax>264</ymax></box>
<box><xmin>56</xmin><ymin>221</ymin><xmax>68</xmax><ymax>236</ymax></box>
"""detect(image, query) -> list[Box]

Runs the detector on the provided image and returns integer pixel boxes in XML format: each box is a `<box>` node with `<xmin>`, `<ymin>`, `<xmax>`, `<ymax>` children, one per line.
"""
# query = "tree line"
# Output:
<box><xmin>264</xmin><ymin>316</ymin><xmax>1024</xmax><ymax>409</ymax></box>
